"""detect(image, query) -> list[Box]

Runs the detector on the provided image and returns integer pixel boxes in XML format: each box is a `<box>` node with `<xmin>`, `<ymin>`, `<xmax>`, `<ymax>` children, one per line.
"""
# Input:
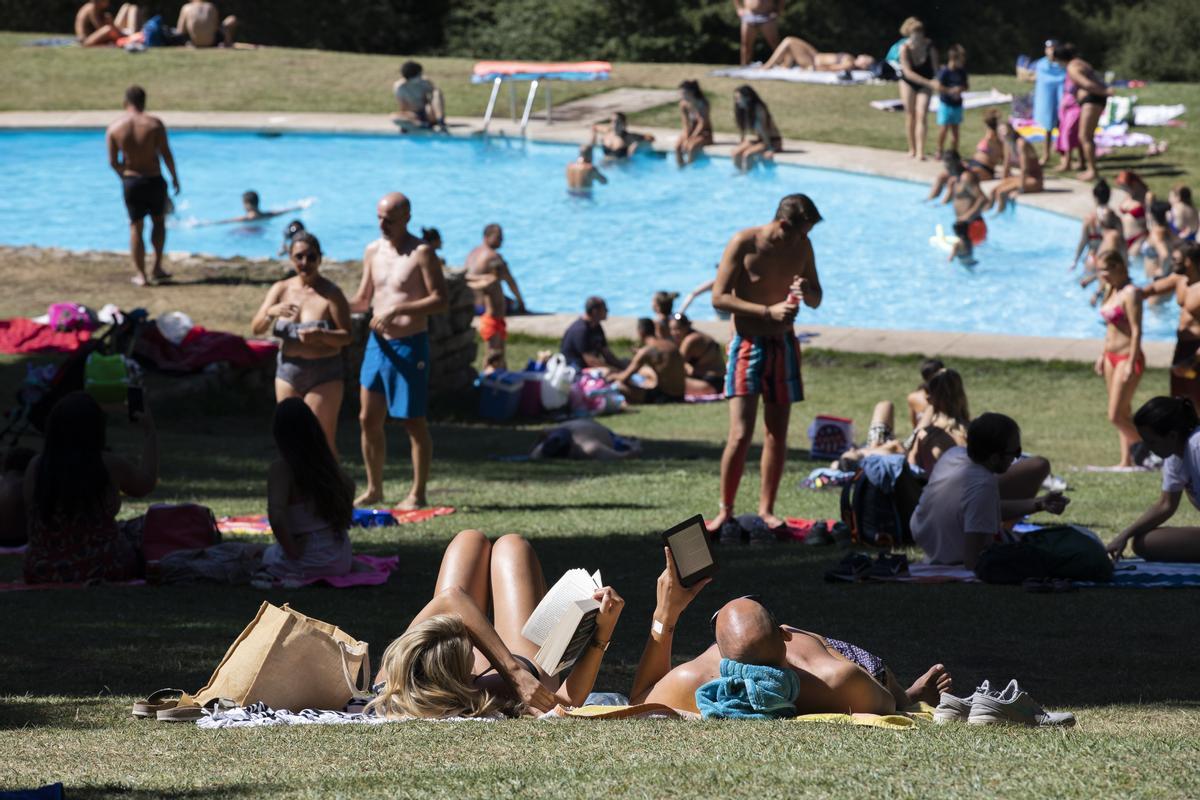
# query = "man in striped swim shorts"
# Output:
<box><xmin>710</xmin><ymin>194</ymin><xmax>823</xmax><ymax>534</ymax></box>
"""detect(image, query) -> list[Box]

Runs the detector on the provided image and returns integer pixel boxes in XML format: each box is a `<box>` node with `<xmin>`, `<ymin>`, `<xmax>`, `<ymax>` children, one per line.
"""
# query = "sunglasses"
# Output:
<box><xmin>710</xmin><ymin>594</ymin><xmax>767</xmax><ymax>636</ymax></box>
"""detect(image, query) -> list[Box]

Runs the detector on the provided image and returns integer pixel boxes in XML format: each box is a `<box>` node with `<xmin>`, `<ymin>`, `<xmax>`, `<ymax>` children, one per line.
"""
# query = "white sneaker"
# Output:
<box><xmin>967</xmin><ymin>679</ymin><xmax>1076</xmax><ymax>727</ymax></box>
<box><xmin>933</xmin><ymin>680</ymin><xmax>990</xmax><ymax>724</ymax></box>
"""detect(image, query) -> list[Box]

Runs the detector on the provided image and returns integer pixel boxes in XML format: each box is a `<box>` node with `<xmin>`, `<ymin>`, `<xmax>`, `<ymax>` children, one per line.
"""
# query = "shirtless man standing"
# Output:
<box><xmin>350</xmin><ymin>193</ymin><xmax>449</xmax><ymax>509</ymax></box>
<box><xmin>734</xmin><ymin>0</ymin><xmax>783</xmax><ymax>66</ymax></box>
<box><xmin>176</xmin><ymin>0</ymin><xmax>237</xmax><ymax>47</ymax></box>
<box><xmin>106</xmin><ymin>85</ymin><xmax>180</xmax><ymax>286</ymax></box>
<box><xmin>710</xmin><ymin>194</ymin><xmax>822</xmax><ymax>533</ymax></box>
<box><xmin>629</xmin><ymin>550</ymin><xmax>951</xmax><ymax>715</ymax></box>
<box><xmin>566</xmin><ymin>145</ymin><xmax>608</xmax><ymax>195</ymax></box>
<box><xmin>465</xmin><ymin>224</ymin><xmax>526</xmax><ymax>370</ymax></box>
<box><xmin>612</xmin><ymin>319</ymin><xmax>687</xmax><ymax>404</ymax></box>
<box><xmin>669</xmin><ymin>314</ymin><xmax>726</xmax><ymax>396</ymax></box>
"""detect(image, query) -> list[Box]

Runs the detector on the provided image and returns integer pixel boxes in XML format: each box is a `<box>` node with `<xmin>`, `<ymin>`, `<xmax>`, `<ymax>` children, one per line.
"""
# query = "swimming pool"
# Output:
<box><xmin>0</xmin><ymin>129</ymin><xmax>1175</xmax><ymax>340</ymax></box>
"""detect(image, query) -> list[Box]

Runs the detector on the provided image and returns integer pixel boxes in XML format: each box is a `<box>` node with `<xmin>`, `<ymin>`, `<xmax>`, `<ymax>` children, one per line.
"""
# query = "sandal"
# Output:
<box><xmin>132</xmin><ymin>688</ymin><xmax>186</xmax><ymax>719</ymax></box>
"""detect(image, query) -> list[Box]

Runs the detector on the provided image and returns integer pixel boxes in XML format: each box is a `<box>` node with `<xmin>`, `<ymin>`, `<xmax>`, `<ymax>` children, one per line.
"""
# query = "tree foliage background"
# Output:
<box><xmin>6</xmin><ymin>0</ymin><xmax>1195</xmax><ymax>80</ymax></box>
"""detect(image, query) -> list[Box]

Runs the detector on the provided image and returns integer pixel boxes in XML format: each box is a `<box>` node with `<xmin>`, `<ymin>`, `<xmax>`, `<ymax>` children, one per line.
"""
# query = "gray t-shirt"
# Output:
<box><xmin>1161</xmin><ymin>427</ymin><xmax>1200</xmax><ymax>509</ymax></box>
<box><xmin>909</xmin><ymin>446</ymin><xmax>1000</xmax><ymax>564</ymax></box>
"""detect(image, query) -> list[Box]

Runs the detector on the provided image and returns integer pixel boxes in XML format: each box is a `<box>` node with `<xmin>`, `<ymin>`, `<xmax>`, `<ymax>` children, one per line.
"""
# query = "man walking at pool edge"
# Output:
<box><xmin>106</xmin><ymin>85</ymin><xmax>179</xmax><ymax>286</ymax></box>
<box><xmin>351</xmin><ymin>192</ymin><xmax>448</xmax><ymax>509</ymax></box>
<box><xmin>709</xmin><ymin>193</ymin><xmax>822</xmax><ymax>534</ymax></box>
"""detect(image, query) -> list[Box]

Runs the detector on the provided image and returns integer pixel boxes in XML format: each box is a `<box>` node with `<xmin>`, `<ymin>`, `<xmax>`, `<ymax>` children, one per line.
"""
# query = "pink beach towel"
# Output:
<box><xmin>217</xmin><ymin>507</ymin><xmax>455</xmax><ymax>536</ymax></box>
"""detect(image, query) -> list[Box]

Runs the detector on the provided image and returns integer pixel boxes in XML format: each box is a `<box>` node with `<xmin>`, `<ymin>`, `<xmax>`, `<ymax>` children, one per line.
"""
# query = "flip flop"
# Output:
<box><xmin>132</xmin><ymin>688</ymin><xmax>186</xmax><ymax>719</ymax></box>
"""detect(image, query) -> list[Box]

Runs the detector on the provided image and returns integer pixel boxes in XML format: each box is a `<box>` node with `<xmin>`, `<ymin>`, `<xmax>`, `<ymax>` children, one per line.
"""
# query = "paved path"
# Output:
<box><xmin>2</xmin><ymin>104</ymin><xmax>1151</xmax><ymax>364</ymax></box>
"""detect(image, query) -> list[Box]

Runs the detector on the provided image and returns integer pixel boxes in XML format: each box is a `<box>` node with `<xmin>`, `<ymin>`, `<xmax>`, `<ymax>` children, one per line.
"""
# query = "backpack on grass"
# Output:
<box><xmin>974</xmin><ymin>525</ymin><xmax>1114</xmax><ymax>584</ymax></box>
<box><xmin>839</xmin><ymin>461</ymin><xmax>923</xmax><ymax>548</ymax></box>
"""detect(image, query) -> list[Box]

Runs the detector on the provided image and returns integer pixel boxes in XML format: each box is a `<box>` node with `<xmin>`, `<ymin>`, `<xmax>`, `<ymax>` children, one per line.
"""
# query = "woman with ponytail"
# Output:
<box><xmin>1107</xmin><ymin>396</ymin><xmax>1200</xmax><ymax>562</ymax></box>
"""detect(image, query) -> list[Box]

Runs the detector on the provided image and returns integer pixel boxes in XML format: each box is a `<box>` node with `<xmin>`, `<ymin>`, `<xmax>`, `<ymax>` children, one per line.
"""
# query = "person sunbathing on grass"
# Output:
<box><xmin>629</xmin><ymin>549</ymin><xmax>952</xmax><ymax>717</ymax></box>
<box><xmin>1106</xmin><ymin>396</ymin><xmax>1200</xmax><ymax>563</ymax></box>
<box><xmin>367</xmin><ymin>530</ymin><xmax>624</xmax><ymax>719</ymax></box>
<box><xmin>760</xmin><ymin>36</ymin><xmax>875</xmax><ymax>72</ymax></box>
<box><xmin>530</xmin><ymin>418</ymin><xmax>641</xmax><ymax>460</ymax></box>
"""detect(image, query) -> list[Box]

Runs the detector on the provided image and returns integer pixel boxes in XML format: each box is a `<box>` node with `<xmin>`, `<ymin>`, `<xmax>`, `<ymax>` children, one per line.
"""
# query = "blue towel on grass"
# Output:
<box><xmin>695</xmin><ymin>659</ymin><xmax>799</xmax><ymax>719</ymax></box>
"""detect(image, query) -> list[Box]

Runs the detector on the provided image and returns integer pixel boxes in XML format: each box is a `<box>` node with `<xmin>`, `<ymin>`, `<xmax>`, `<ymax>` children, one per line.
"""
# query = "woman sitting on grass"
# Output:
<box><xmin>1107</xmin><ymin>396</ymin><xmax>1200</xmax><ymax>562</ymax></box>
<box><xmin>261</xmin><ymin>397</ymin><xmax>354</xmax><ymax>580</ymax></box>
<box><xmin>989</xmin><ymin>125</ymin><xmax>1044</xmax><ymax>213</ymax></box>
<box><xmin>250</xmin><ymin>231</ymin><xmax>352</xmax><ymax>456</ymax></box>
<box><xmin>906</xmin><ymin>367</ymin><xmax>971</xmax><ymax>473</ymax></box>
<box><xmin>731</xmin><ymin>85</ymin><xmax>781</xmax><ymax>170</ymax></box>
<box><xmin>367</xmin><ymin>530</ymin><xmax>624</xmax><ymax>718</ymax></box>
<box><xmin>1095</xmin><ymin>250</ymin><xmax>1145</xmax><ymax>468</ymax></box>
<box><xmin>675</xmin><ymin>80</ymin><xmax>713</xmax><ymax>166</ymax></box>
<box><xmin>24</xmin><ymin>392</ymin><xmax>157</xmax><ymax>584</ymax></box>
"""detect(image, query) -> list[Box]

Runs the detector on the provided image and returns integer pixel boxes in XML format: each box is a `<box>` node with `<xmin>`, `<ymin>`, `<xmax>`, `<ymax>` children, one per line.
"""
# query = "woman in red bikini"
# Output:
<box><xmin>1095</xmin><ymin>249</ymin><xmax>1145</xmax><ymax>468</ymax></box>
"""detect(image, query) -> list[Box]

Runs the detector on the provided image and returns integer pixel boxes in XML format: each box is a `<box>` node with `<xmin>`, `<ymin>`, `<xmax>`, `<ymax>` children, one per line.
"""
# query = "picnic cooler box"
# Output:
<box><xmin>478</xmin><ymin>371</ymin><xmax>524</xmax><ymax>421</ymax></box>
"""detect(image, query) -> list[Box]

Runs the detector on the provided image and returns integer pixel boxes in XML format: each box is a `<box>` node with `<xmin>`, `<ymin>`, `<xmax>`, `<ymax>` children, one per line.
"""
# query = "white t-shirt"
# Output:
<box><xmin>1161</xmin><ymin>427</ymin><xmax>1200</xmax><ymax>508</ymax></box>
<box><xmin>909</xmin><ymin>447</ymin><xmax>1001</xmax><ymax>564</ymax></box>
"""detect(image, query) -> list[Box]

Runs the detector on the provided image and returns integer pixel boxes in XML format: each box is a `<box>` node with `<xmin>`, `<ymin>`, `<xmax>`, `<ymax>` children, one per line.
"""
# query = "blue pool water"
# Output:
<box><xmin>0</xmin><ymin>129</ymin><xmax>1174</xmax><ymax>340</ymax></box>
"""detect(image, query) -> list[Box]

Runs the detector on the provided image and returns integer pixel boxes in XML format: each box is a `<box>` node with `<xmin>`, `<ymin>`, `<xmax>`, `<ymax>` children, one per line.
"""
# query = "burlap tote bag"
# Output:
<box><xmin>185</xmin><ymin>602</ymin><xmax>370</xmax><ymax>711</ymax></box>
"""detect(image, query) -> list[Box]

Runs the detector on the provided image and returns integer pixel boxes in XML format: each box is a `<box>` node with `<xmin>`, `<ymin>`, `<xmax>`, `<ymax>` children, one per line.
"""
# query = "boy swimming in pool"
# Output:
<box><xmin>216</xmin><ymin>191</ymin><xmax>304</xmax><ymax>225</ymax></box>
<box><xmin>566</xmin><ymin>144</ymin><xmax>608</xmax><ymax>195</ymax></box>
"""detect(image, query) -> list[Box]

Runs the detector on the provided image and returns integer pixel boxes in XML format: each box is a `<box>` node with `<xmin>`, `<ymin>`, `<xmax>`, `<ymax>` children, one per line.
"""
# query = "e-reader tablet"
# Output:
<box><xmin>661</xmin><ymin>514</ymin><xmax>717</xmax><ymax>588</ymax></box>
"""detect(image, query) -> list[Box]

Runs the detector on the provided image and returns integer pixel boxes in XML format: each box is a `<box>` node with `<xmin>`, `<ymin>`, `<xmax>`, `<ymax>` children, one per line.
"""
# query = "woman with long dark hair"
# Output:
<box><xmin>23</xmin><ymin>391</ymin><xmax>158</xmax><ymax>583</ymax></box>
<box><xmin>251</xmin><ymin>231</ymin><xmax>351</xmax><ymax>456</ymax></box>
<box><xmin>675</xmin><ymin>80</ymin><xmax>713</xmax><ymax>165</ymax></box>
<box><xmin>731</xmin><ymin>85</ymin><xmax>781</xmax><ymax>169</ymax></box>
<box><xmin>1107</xmin><ymin>396</ymin><xmax>1200</xmax><ymax>562</ymax></box>
<box><xmin>261</xmin><ymin>397</ymin><xmax>355</xmax><ymax>579</ymax></box>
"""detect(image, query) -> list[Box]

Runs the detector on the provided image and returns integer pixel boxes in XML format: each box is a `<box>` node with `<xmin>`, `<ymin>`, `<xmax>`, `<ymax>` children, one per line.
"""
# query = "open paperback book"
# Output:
<box><xmin>521</xmin><ymin>568</ymin><xmax>602</xmax><ymax>676</ymax></box>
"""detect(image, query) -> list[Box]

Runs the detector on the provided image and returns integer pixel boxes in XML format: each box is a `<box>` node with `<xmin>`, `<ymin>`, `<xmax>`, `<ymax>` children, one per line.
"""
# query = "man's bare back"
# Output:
<box><xmin>106</xmin><ymin>113</ymin><xmax>166</xmax><ymax>178</ymax></box>
<box><xmin>177</xmin><ymin>1</ymin><xmax>224</xmax><ymax>47</ymax></box>
<box><xmin>363</xmin><ymin>237</ymin><xmax>437</xmax><ymax>339</ymax></box>
<box><xmin>645</xmin><ymin>627</ymin><xmax>939</xmax><ymax>715</ymax></box>
<box><xmin>680</xmin><ymin>331</ymin><xmax>724</xmax><ymax>376</ymax></box>
<box><xmin>641</xmin><ymin>337</ymin><xmax>687</xmax><ymax>397</ymax></box>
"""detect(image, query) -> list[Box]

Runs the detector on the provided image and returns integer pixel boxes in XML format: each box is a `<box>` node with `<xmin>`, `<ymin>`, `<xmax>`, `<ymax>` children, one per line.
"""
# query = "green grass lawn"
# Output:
<box><xmin>1</xmin><ymin>31</ymin><xmax>1196</xmax><ymax>194</ymax></box>
<box><xmin>2</xmin><ymin>331</ymin><xmax>1200</xmax><ymax>798</ymax></box>
<box><xmin>2</xmin><ymin>32</ymin><xmax>1200</xmax><ymax>799</ymax></box>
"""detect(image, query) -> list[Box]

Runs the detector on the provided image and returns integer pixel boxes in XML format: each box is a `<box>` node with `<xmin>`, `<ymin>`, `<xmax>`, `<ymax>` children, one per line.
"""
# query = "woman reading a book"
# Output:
<box><xmin>367</xmin><ymin>530</ymin><xmax>624</xmax><ymax>719</ymax></box>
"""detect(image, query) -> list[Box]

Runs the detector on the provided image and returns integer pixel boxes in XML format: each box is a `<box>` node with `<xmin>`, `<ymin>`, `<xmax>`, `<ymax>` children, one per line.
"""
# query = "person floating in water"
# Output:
<box><xmin>215</xmin><ymin>191</ymin><xmax>306</xmax><ymax>225</ymax></box>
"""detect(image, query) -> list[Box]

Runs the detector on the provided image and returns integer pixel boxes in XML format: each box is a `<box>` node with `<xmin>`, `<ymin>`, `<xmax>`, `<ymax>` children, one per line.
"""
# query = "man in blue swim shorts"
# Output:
<box><xmin>350</xmin><ymin>192</ymin><xmax>448</xmax><ymax>509</ymax></box>
<box><xmin>710</xmin><ymin>194</ymin><xmax>823</xmax><ymax>535</ymax></box>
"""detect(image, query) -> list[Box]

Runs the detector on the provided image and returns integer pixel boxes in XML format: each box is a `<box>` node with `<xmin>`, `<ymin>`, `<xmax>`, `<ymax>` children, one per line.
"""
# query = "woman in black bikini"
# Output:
<box><xmin>1064</xmin><ymin>48</ymin><xmax>1112</xmax><ymax>181</ymax></box>
<box><xmin>897</xmin><ymin>17</ymin><xmax>939</xmax><ymax>161</ymax></box>
<box><xmin>367</xmin><ymin>529</ymin><xmax>624</xmax><ymax>719</ymax></box>
<box><xmin>592</xmin><ymin>112</ymin><xmax>655</xmax><ymax>161</ymax></box>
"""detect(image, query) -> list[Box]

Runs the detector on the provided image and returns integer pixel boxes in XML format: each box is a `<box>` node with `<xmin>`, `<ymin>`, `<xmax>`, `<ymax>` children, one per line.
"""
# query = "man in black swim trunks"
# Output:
<box><xmin>105</xmin><ymin>85</ymin><xmax>180</xmax><ymax>286</ymax></box>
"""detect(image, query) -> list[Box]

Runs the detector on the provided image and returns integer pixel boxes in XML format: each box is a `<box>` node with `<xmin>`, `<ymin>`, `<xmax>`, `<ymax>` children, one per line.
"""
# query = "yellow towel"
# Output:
<box><xmin>793</xmin><ymin>701</ymin><xmax>935</xmax><ymax>730</ymax></box>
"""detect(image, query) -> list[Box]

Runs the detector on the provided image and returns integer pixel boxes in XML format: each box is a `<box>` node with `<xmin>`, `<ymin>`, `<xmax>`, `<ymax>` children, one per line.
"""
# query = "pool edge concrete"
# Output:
<box><xmin>1</xmin><ymin>110</ymin><xmax>1155</xmax><ymax>366</ymax></box>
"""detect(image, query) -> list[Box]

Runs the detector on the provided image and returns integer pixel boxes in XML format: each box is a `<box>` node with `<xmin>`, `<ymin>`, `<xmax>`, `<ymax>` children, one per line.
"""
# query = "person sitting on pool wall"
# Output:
<box><xmin>1107</xmin><ymin>396</ymin><xmax>1200</xmax><ymax>563</ymax></box>
<box><xmin>566</xmin><ymin>144</ymin><xmax>608</xmax><ymax>195</ymax></box>
<box><xmin>611</xmin><ymin>318</ymin><xmax>687</xmax><ymax>404</ymax></box>
<box><xmin>629</xmin><ymin>548</ymin><xmax>953</xmax><ymax>716</ymax></box>
<box><xmin>710</xmin><ymin>194</ymin><xmax>822</xmax><ymax>535</ymax></box>
<box><xmin>392</xmin><ymin>61</ymin><xmax>447</xmax><ymax>133</ymax></box>
<box><xmin>350</xmin><ymin>192</ymin><xmax>448</xmax><ymax>509</ymax></box>
<box><xmin>559</xmin><ymin>296</ymin><xmax>627</xmax><ymax>373</ymax></box>
<box><xmin>909</xmin><ymin>413</ymin><xmax>1069</xmax><ymax>568</ymax></box>
<box><xmin>731</xmin><ymin>85</ymin><xmax>782</xmax><ymax>170</ymax></box>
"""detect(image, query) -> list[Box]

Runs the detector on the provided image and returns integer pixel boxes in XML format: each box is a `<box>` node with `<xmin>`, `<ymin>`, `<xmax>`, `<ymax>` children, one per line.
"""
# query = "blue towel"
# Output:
<box><xmin>695</xmin><ymin>659</ymin><xmax>799</xmax><ymax>719</ymax></box>
<box><xmin>862</xmin><ymin>453</ymin><xmax>907</xmax><ymax>492</ymax></box>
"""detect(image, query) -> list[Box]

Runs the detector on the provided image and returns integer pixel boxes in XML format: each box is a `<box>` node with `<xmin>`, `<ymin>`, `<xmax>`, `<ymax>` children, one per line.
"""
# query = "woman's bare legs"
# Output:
<box><xmin>1132</xmin><ymin>527</ymin><xmax>1200</xmax><ymax>562</ymax></box>
<box><xmin>433</xmin><ymin>529</ymin><xmax>493</xmax><ymax>611</ymax></box>
<box><xmin>899</xmin><ymin>82</ymin><xmax>918</xmax><ymax>157</ymax></box>
<box><xmin>913</xmin><ymin>91</ymin><xmax>932</xmax><ymax>160</ymax></box>
<box><xmin>490</xmin><ymin>534</ymin><xmax>558</xmax><ymax>686</ymax></box>
<box><xmin>1078</xmin><ymin>101</ymin><xmax>1105</xmax><ymax>181</ymax></box>
<box><xmin>1103</xmin><ymin>359</ymin><xmax>1143</xmax><ymax>467</ymax></box>
<box><xmin>763</xmin><ymin>36</ymin><xmax>816</xmax><ymax>69</ymax></box>
<box><xmin>304</xmin><ymin>379</ymin><xmax>344</xmax><ymax>460</ymax></box>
